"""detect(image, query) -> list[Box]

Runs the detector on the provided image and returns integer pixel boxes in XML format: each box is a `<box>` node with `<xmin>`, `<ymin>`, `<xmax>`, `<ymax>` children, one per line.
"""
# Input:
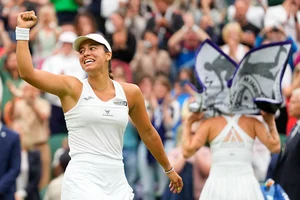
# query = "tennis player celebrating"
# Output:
<box><xmin>16</xmin><ymin>11</ymin><xmax>183</xmax><ymax>199</ymax></box>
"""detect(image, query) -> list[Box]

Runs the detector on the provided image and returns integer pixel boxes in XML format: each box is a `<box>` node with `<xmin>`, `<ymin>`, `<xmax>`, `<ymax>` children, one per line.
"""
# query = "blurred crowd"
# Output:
<box><xmin>1</xmin><ymin>0</ymin><xmax>300</xmax><ymax>200</ymax></box>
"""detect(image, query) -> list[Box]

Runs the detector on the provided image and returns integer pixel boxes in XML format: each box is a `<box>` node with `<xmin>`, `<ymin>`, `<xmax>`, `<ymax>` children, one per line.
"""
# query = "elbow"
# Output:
<box><xmin>18</xmin><ymin>69</ymin><xmax>33</xmax><ymax>81</ymax></box>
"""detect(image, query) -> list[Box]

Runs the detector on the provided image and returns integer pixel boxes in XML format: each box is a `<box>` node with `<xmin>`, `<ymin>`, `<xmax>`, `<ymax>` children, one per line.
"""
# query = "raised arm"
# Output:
<box><xmin>125</xmin><ymin>83</ymin><xmax>183</xmax><ymax>194</ymax></box>
<box><xmin>16</xmin><ymin>11</ymin><xmax>78</xmax><ymax>99</ymax></box>
<box><xmin>182</xmin><ymin>112</ymin><xmax>209</xmax><ymax>158</ymax></box>
<box><xmin>254</xmin><ymin>112</ymin><xmax>280</xmax><ymax>153</ymax></box>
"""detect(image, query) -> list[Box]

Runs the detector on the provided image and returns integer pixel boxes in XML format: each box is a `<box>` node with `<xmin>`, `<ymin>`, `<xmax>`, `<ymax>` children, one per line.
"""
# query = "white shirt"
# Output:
<box><xmin>264</xmin><ymin>5</ymin><xmax>297</xmax><ymax>42</ymax></box>
<box><xmin>16</xmin><ymin>151</ymin><xmax>29</xmax><ymax>198</ymax></box>
<box><xmin>227</xmin><ymin>5</ymin><xmax>265</xmax><ymax>28</ymax></box>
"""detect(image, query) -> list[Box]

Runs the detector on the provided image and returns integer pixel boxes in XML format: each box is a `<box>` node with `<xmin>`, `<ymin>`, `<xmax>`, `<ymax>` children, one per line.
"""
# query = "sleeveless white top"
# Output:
<box><xmin>64</xmin><ymin>79</ymin><xmax>129</xmax><ymax>160</ymax></box>
<box><xmin>200</xmin><ymin>115</ymin><xmax>264</xmax><ymax>200</ymax></box>
<box><xmin>210</xmin><ymin>115</ymin><xmax>254</xmax><ymax>166</ymax></box>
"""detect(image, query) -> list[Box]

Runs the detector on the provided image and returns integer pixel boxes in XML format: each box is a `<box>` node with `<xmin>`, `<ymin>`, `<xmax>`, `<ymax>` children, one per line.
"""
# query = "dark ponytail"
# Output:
<box><xmin>104</xmin><ymin>45</ymin><xmax>113</xmax><ymax>80</ymax></box>
<box><xmin>108</xmin><ymin>60</ymin><xmax>113</xmax><ymax>79</ymax></box>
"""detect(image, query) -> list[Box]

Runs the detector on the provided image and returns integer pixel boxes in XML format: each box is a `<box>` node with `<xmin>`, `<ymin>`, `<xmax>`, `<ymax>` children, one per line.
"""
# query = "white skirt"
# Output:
<box><xmin>199</xmin><ymin>164</ymin><xmax>264</xmax><ymax>200</ymax></box>
<box><xmin>61</xmin><ymin>154</ymin><xmax>134</xmax><ymax>200</ymax></box>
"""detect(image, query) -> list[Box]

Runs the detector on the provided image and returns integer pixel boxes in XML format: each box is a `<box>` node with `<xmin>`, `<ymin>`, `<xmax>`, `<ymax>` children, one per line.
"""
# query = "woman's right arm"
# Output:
<box><xmin>16</xmin><ymin>11</ymin><xmax>77</xmax><ymax>99</ymax></box>
<box><xmin>254</xmin><ymin>112</ymin><xmax>281</xmax><ymax>153</ymax></box>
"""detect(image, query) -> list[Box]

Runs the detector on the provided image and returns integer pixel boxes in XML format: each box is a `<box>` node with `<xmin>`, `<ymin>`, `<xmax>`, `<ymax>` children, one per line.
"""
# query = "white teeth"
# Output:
<box><xmin>84</xmin><ymin>59</ymin><xmax>95</xmax><ymax>64</ymax></box>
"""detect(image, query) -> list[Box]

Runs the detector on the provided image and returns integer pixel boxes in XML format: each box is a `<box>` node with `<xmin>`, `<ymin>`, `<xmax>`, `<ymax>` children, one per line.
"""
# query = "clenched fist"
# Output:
<box><xmin>17</xmin><ymin>11</ymin><xmax>37</xmax><ymax>29</ymax></box>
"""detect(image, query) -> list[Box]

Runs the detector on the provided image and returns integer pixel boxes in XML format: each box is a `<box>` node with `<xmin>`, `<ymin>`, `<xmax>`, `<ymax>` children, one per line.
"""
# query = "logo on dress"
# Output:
<box><xmin>113</xmin><ymin>100</ymin><xmax>128</xmax><ymax>106</ymax></box>
<box><xmin>103</xmin><ymin>110</ymin><xmax>113</xmax><ymax>116</ymax></box>
<box><xmin>83</xmin><ymin>96</ymin><xmax>94</xmax><ymax>101</ymax></box>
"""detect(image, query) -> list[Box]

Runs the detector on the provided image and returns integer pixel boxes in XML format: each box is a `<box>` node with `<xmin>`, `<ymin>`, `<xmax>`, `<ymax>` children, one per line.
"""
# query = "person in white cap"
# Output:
<box><xmin>15</xmin><ymin>11</ymin><xmax>183</xmax><ymax>199</ymax></box>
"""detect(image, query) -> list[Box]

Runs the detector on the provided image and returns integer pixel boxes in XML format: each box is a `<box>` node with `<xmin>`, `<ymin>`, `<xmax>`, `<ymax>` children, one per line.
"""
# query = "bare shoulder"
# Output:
<box><xmin>205</xmin><ymin>116</ymin><xmax>226</xmax><ymax>123</ymax></box>
<box><xmin>65</xmin><ymin>75</ymin><xmax>83</xmax><ymax>90</ymax></box>
<box><xmin>240</xmin><ymin>115</ymin><xmax>260</xmax><ymax>124</ymax></box>
<box><xmin>118</xmin><ymin>82</ymin><xmax>140</xmax><ymax>95</ymax></box>
<box><xmin>118</xmin><ymin>82</ymin><xmax>142</xmax><ymax>109</ymax></box>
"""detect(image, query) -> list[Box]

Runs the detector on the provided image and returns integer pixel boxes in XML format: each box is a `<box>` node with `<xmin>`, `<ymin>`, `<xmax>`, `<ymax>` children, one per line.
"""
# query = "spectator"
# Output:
<box><xmin>274</xmin><ymin>88</ymin><xmax>300</xmax><ymax>200</ymax></box>
<box><xmin>162</xmin><ymin>99</ymin><xmax>211</xmax><ymax>200</ymax></box>
<box><xmin>14</xmin><ymin>124</ymin><xmax>41</xmax><ymax>200</ymax></box>
<box><xmin>74</xmin><ymin>12</ymin><xmax>98</xmax><ymax>36</ymax></box>
<box><xmin>126</xmin><ymin>0</ymin><xmax>150</xmax><ymax>40</ymax></box>
<box><xmin>264</xmin><ymin>0</ymin><xmax>300</xmax><ymax>43</ymax></box>
<box><xmin>30</xmin><ymin>3</ymin><xmax>60</xmax><ymax>68</ymax></box>
<box><xmin>4</xmin><ymin>81</ymin><xmax>51</xmax><ymax>190</ymax></box>
<box><xmin>106</xmin><ymin>10</ymin><xmax>137</xmax><ymax>63</ymax></box>
<box><xmin>6</xmin><ymin>5</ymin><xmax>25</xmax><ymax>47</ymax></box>
<box><xmin>50</xmin><ymin>0</ymin><xmax>82</xmax><ymax>25</ymax></box>
<box><xmin>138</xmin><ymin>73</ymin><xmax>180</xmax><ymax>200</ymax></box>
<box><xmin>0</xmin><ymin>120</ymin><xmax>21</xmax><ymax>200</ymax></box>
<box><xmin>233</xmin><ymin>0</ymin><xmax>261</xmax><ymax>48</ymax></box>
<box><xmin>227</xmin><ymin>0</ymin><xmax>265</xmax><ymax>29</ymax></box>
<box><xmin>220</xmin><ymin>22</ymin><xmax>249</xmax><ymax>62</ymax></box>
<box><xmin>0</xmin><ymin>19</ymin><xmax>12</xmax><ymax>57</ymax></box>
<box><xmin>192</xmin><ymin>0</ymin><xmax>222</xmax><ymax>30</ymax></box>
<box><xmin>255</xmin><ymin>25</ymin><xmax>298</xmax><ymax>70</ymax></box>
<box><xmin>102</xmin><ymin>0</ymin><xmax>127</xmax><ymax>34</ymax></box>
<box><xmin>146</xmin><ymin>0</ymin><xmax>184</xmax><ymax>50</ymax></box>
<box><xmin>284</xmin><ymin>56</ymin><xmax>300</xmax><ymax>134</ymax></box>
<box><xmin>168</xmin><ymin>13</ymin><xmax>209</xmax><ymax>78</ymax></box>
<box><xmin>112</xmin><ymin>59</ymin><xmax>133</xmax><ymax>83</ymax></box>
<box><xmin>0</xmin><ymin>51</ymin><xmax>22</xmax><ymax>116</ymax></box>
<box><xmin>52</xmin><ymin>137</ymin><xmax>69</xmax><ymax>177</ymax></box>
<box><xmin>130</xmin><ymin>30</ymin><xmax>171</xmax><ymax>79</ymax></box>
<box><xmin>44</xmin><ymin>150</ymin><xmax>71</xmax><ymax>200</ymax></box>
<box><xmin>113</xmin><ymin>68</ymin><xmax>140</xmax><ymax>190</ymax></box>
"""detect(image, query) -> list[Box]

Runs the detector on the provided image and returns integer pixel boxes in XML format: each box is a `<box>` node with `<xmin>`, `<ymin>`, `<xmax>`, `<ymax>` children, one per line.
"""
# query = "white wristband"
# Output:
<box><xmin>164</xmin><ymin>166</ymin><xmax>174</xmax><ymax>174</ymax></box>
<box><xmin>15</xmin><ymin>26</ymin><xmax>30</xmax><ymax>41</ymax></box>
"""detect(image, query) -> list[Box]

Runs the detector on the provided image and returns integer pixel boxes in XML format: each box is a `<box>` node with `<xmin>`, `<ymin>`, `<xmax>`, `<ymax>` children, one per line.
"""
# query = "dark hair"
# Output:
<box><xmin>142</xmin><ymin>30</ymin><xmax>158</xmax><ymax>40</ymax></box>
<box><xmin>59</xmin><ymin>150</ymin><xmax>71</xmax><ymax>172</ymax></box>
<box><xmin>154</xmin><ymin>72</ymin><xmax>171</xmax><ymax>91</ymax></box>
<box><xmin>104</xmin><ymin>46</ymin><xmax>113</xmax><ymax>79</ymax></box>
<box><xmin>135</xmin><ymin>73</ymin><xmax>154</xmax><ymax>85</ymax></box>
<box><xmin>74</xmin><ymin>12</ymin><xmax>98</xmax><ymax>35</ymax></box>
<box><xmin>198</xmin><ymin>0</ymin><xmax>215</xmax><ymax>9</ymax></box>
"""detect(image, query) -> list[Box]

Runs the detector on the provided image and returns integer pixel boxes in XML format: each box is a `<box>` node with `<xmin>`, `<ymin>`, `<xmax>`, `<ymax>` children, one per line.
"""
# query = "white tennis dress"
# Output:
<box><xmin>61</xmin><ymin>79</ymin><xmax>134</xmax><ymax>200</ymax></box>
<box><xmin>200</xmin><ymin>115</ymin><xmax>264</xmax><ymax>200</ymax></box>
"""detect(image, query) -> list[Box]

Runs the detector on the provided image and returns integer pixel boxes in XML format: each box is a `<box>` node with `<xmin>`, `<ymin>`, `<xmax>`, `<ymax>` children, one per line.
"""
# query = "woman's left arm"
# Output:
<box><xmin>126</xmin><ymin>84</ymin><xmax>183</xmax><ymax>193</ymax></box>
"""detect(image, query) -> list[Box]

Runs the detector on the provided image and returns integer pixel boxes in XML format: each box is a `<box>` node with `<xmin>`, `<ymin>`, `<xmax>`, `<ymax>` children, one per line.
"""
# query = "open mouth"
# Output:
<box><xmin>84</xmin><ymin>59</ymin><xmax>95</xmax><ymax>65</ymax></box>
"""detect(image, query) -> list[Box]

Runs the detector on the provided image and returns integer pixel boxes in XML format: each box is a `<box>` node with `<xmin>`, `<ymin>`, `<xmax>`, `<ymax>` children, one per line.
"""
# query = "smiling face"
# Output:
<box><xmin>78</xmin><ymin>39</ymin><xmax>112</xmax><ymax>74</ymax></box>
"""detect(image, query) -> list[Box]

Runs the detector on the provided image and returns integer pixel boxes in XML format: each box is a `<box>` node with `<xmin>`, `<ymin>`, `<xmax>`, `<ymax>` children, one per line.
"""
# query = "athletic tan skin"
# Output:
<box><xmin>16</xmin><ymin>10</ymin><xmax>183</xmax><ymax>194</ymax></box>
<box><xmin>182</xmin><ymin>112</ymin><xmax>281</xmax><ymax>158</ymax></box>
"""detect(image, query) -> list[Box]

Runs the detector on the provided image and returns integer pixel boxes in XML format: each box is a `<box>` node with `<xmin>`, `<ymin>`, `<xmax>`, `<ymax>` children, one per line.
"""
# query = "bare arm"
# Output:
<box><xmin>167</xmin><ymin>148</ymin><xmax>187</xmax><ymax>174</ymax></box>
<box><xmin>194</xmin><ymin>147</ymin><xmax>211</xmax><ymax>177</ymax></box>
<box><xmin>168</xmin><ymin>27</ymin><xmax>186</xmax><ymax>54</ymax></box>
<box><xmin>128</xmin><ymin>84</ymin><xmax>172</xmax><ymax>170</ymax></box>
<box><xmin>193</xmin><ymin>25</ymin><xmax>210</xmax><ymax>42</ymax></box>
<box><xmin>254</xmin><ymin>113</ymin><xmax>280</xmax><ymax>153</ymax></box>
<box><xmin>182</xmin><ymin>113</ymin><xmax>209</xmax><ymax>158</ymax></box>
<box><xmin>126</xmin><ymin>83</ymin><xmax>183</xmax><ymax>193</ymax></box>
<box><xmin>16</xmin><ymin>11</ymin><xmax>79</xmax><ymax>100</ymax></box>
